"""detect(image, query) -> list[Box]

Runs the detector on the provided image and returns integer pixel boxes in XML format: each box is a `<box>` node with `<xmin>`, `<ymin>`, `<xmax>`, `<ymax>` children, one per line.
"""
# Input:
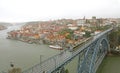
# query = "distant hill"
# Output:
<box><xmin>0</xmin><ymin>25</ymin><xmax>7</xmax><ymax>30</ymax></box>
<box><xmin>25</xmin><ymin>21</ymin><xmax>40</xmax><ymax>25</ymax></box>
<box><xmin>0</xmin><ymin>22</ymin><xmax>12</xmax><ymax>27</ymax></box>
<box><xmin>14</xmin><ymin>22</ymin><xmax>26</xmax><ymax>26</ymax></box>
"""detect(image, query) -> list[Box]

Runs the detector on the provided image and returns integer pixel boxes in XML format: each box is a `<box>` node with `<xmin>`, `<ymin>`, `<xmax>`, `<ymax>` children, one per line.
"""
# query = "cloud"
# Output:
<box><xmin>0</xmin><ymin>0</ymin><xmax>120</xmax><ymax>22</ymax></box>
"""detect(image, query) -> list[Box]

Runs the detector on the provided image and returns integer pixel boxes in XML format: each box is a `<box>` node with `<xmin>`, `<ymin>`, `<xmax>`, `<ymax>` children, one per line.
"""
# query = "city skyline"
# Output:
<box><xmin>0</xmin><ymin>0</ymin><xmax>120</xmax><ymax>22</ymax></box>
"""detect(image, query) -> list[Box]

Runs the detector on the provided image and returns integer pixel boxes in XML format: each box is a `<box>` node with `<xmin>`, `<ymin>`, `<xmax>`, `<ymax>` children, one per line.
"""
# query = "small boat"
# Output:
<box><xmin>49</xmin><ymin>45</ymin><xmax>63</xmax><ymax>50</ymax></box>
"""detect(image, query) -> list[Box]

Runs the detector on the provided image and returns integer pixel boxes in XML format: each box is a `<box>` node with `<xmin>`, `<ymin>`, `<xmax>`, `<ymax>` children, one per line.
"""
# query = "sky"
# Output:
<box><xmin>0</xmin><ymin>0</ymin><xmax>120</xmax><ymax>22</ymax></box>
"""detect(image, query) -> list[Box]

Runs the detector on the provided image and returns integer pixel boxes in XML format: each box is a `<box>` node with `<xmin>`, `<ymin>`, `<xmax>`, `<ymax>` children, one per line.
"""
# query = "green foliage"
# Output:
<box><xmin>83</xmin><ymin>31</ymin><xmax>91</xmax><ymax>38</ymax></box>
<box><xmin>65</xmin><ymin>69</ymin><xmax>69</xmax><ymax>73</ymax></box>
<box><xmin>58</xmin><ymin>28</ymin><xmax>73</xmax><ymax>35</ymax></box>
<box><xmin>86</xmin><ymin>19</ymin><xmax>90</xmax><ymax>24</ymax></box>
<box><xmin>109</xmin><ymin>31</ymin><xmax>117</xmax><ymax>48</ymax></box>
<box><xmin>65</xmin><ymin>34</ymin><xmax>72</xmax><ymax>39</ymax></box>
<box><xmin>109</xmin><ymin>27</ymin><xmax>120</xmax><ymax>48</ymax></box>
<box><xmin>96</xmin><ymin>25</ymin><xmax>111</xmax><ymax>31</ymax></box>
<box><xmin>90</xmin><ymin>25</ymin><xmax>111</xmax><ymax>32</ymax></box>
<box><xmin>58</xmin><ymin>28</ymin><xmax>74</xmax><ymax>40</ymax></box>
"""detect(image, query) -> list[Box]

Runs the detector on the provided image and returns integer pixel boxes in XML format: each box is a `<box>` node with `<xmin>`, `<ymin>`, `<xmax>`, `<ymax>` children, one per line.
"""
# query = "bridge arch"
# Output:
<box><xmin>78</xmin><ymin>36</ymin><xmax>110</xmax><ymax>73</ymax></box>
<box><xmin>97</xmin><ymin>38</ymin><xmax>110</xmax><ymax>57</ymax></box>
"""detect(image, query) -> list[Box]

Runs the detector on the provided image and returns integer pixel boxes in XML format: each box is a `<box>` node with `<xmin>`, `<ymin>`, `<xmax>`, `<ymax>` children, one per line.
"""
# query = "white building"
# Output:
<box><xmin>77</xmin><ymin>19</ymin><xmax>86</xmax><ymax>26</ymax></box>
<box><xmin>67</xmin><ymin>24</ymin><xmax>78</xmax><ymax>30</ymax></box>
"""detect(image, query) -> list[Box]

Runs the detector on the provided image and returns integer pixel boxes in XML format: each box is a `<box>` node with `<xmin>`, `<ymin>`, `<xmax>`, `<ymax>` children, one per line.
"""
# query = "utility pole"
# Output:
<box><xmin>40</xmin><ymin>55</ymin><xmax>44</xmax><ymax>73</ymax></box>
<box><xmin>53</xmin><ymin>57</ymin><xmax>56</xmax><ymax>69</ymax></box>
<box><xmin>40</xmin><ymin>55</ymin><xmax>43</xmax><ymax>64</ymax></box>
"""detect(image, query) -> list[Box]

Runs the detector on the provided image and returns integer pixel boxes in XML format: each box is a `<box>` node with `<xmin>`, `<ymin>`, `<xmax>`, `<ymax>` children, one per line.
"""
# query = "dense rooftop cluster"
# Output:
<box><xmin>7</xmin><ymin>17</ymin><xmax>118</xmax><ymax>49</ymax></box>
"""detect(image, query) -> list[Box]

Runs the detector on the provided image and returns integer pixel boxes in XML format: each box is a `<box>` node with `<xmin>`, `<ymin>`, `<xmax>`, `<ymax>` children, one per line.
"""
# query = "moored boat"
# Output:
<box><xmin>49</xmin><ymin>45</ymin><xmax>63</xmax><ymax>50</ymax></box>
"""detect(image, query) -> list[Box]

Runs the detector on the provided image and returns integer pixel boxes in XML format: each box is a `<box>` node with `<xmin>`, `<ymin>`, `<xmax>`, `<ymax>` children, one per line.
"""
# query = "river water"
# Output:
<box><xmin>0</xmin><ymin>25</ymin><xmax>59</xmax><ymax>71</ymax></box>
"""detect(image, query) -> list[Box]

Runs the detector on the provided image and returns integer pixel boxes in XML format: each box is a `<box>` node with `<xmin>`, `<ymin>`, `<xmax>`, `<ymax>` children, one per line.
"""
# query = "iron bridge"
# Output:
<box><xmin>15</xmin><ymin>27</ymin><xmax>113</xmax><ymax>73</ymax></box>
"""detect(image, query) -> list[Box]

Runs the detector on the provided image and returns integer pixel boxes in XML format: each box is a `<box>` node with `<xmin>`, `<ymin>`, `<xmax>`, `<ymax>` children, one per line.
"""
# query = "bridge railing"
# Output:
<box><xmin>22</xmin><ymin>48</ymin><xmax>72</xmax><ymax>73</ymax></box>
<box><xmin>22</xmin><ymin>38</ymin><xmax>93</xmax><ymax>73</ymax></box>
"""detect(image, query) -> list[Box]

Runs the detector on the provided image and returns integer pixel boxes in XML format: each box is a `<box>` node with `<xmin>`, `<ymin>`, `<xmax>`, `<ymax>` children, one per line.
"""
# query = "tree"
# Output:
<box><xmin>58</xmin><ymin>28</ymin><xmax>74</xmax><ymax>40</ymax></box>
<box><xmin>65</xmin><ymin>69</ymin><xmax>69</xmax><ymax>73</ymax></box>
<box><xmin>109</xmin><ymin>27</ymin><xmax>120</xmax><ymax>49</ymax></box>
<box><xmin>66</xmin><ymin>34</ymin><xmax>72</xmax><ymax>39</ymax></box>
<box><xmin>83</xmin><ymin>31</ymin><xmax>91</xmax><ymax>38</ymax></box>
<box><xmin>58</xmin><ymin>28</ymin><xmax>73</xmax><ymax>35</ymax></box>
<box><xmin>109</xmin><ymin>31</ymin><xmax>117</xmax><ymax>49</ymax></box>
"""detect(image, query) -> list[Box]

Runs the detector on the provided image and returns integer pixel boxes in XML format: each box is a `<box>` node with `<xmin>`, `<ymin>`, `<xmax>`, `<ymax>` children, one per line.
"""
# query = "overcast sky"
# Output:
<box><xmin>0</xmin><ymin>0</ymin><xmax>120</xmax><ymax>22</ymax></box>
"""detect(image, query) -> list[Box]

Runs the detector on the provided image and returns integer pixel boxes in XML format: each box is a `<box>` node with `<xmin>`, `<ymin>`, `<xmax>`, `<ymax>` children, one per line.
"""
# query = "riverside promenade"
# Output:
<box><xmin>97</xmin><ymin>55</ymin><xmax>120</xmax><ymax>73</ymax></box>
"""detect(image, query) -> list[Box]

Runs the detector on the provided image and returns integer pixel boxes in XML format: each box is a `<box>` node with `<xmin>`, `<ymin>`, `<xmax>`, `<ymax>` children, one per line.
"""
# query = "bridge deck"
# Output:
<box><xmin>97</xmin><ymin>55</ymin><xmax>120</xmax><ymax>73</ymax></box>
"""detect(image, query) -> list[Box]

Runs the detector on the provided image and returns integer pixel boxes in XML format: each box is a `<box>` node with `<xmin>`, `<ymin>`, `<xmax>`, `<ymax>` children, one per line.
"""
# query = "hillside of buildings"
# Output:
<box><xmin>7</xmin><ymin>17</ymin><xmax>119</xmax><ymax>50</ymax></box>
<box><xmin>0</xmin><ymin>22</ymin><xmax>12</xmax><ymax>27</ymax></box>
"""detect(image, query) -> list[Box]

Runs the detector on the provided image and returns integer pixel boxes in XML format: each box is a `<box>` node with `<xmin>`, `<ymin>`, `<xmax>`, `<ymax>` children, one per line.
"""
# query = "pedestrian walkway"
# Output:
<box><xmin>97</xmin><ymin>55</ymin><xmax>120</xmax><ymax>73</ymax></box>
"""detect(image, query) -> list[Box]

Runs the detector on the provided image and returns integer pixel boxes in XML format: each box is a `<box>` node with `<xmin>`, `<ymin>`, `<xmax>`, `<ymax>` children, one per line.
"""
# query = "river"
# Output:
<box><xmin>0</xmin><ymin>24</ymin><xmax>59</xmax><ymax>72</ymax></box>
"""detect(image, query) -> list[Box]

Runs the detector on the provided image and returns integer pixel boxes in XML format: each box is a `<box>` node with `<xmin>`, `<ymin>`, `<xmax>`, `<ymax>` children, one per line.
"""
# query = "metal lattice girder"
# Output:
<box><xmin>78</xmin><ymin>34</ymin><xmax>110</xmax><ymax>73</ymax></box>
<box><xmin>78</xmin><ymin>39</ymin><xmax>99</xmax><ymax>73</ymax></box>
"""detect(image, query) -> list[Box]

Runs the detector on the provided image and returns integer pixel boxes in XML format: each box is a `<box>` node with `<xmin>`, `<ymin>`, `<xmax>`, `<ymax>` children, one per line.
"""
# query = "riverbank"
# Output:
<box><xmin>0</xmin><ymin>25</ymin><xmax>7</xmax><ymax>30</ymax></box>
<box><xmin>97</xmin><ymin>55</ymin><xmax>120</xmax><ymax>73</ymax></box>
